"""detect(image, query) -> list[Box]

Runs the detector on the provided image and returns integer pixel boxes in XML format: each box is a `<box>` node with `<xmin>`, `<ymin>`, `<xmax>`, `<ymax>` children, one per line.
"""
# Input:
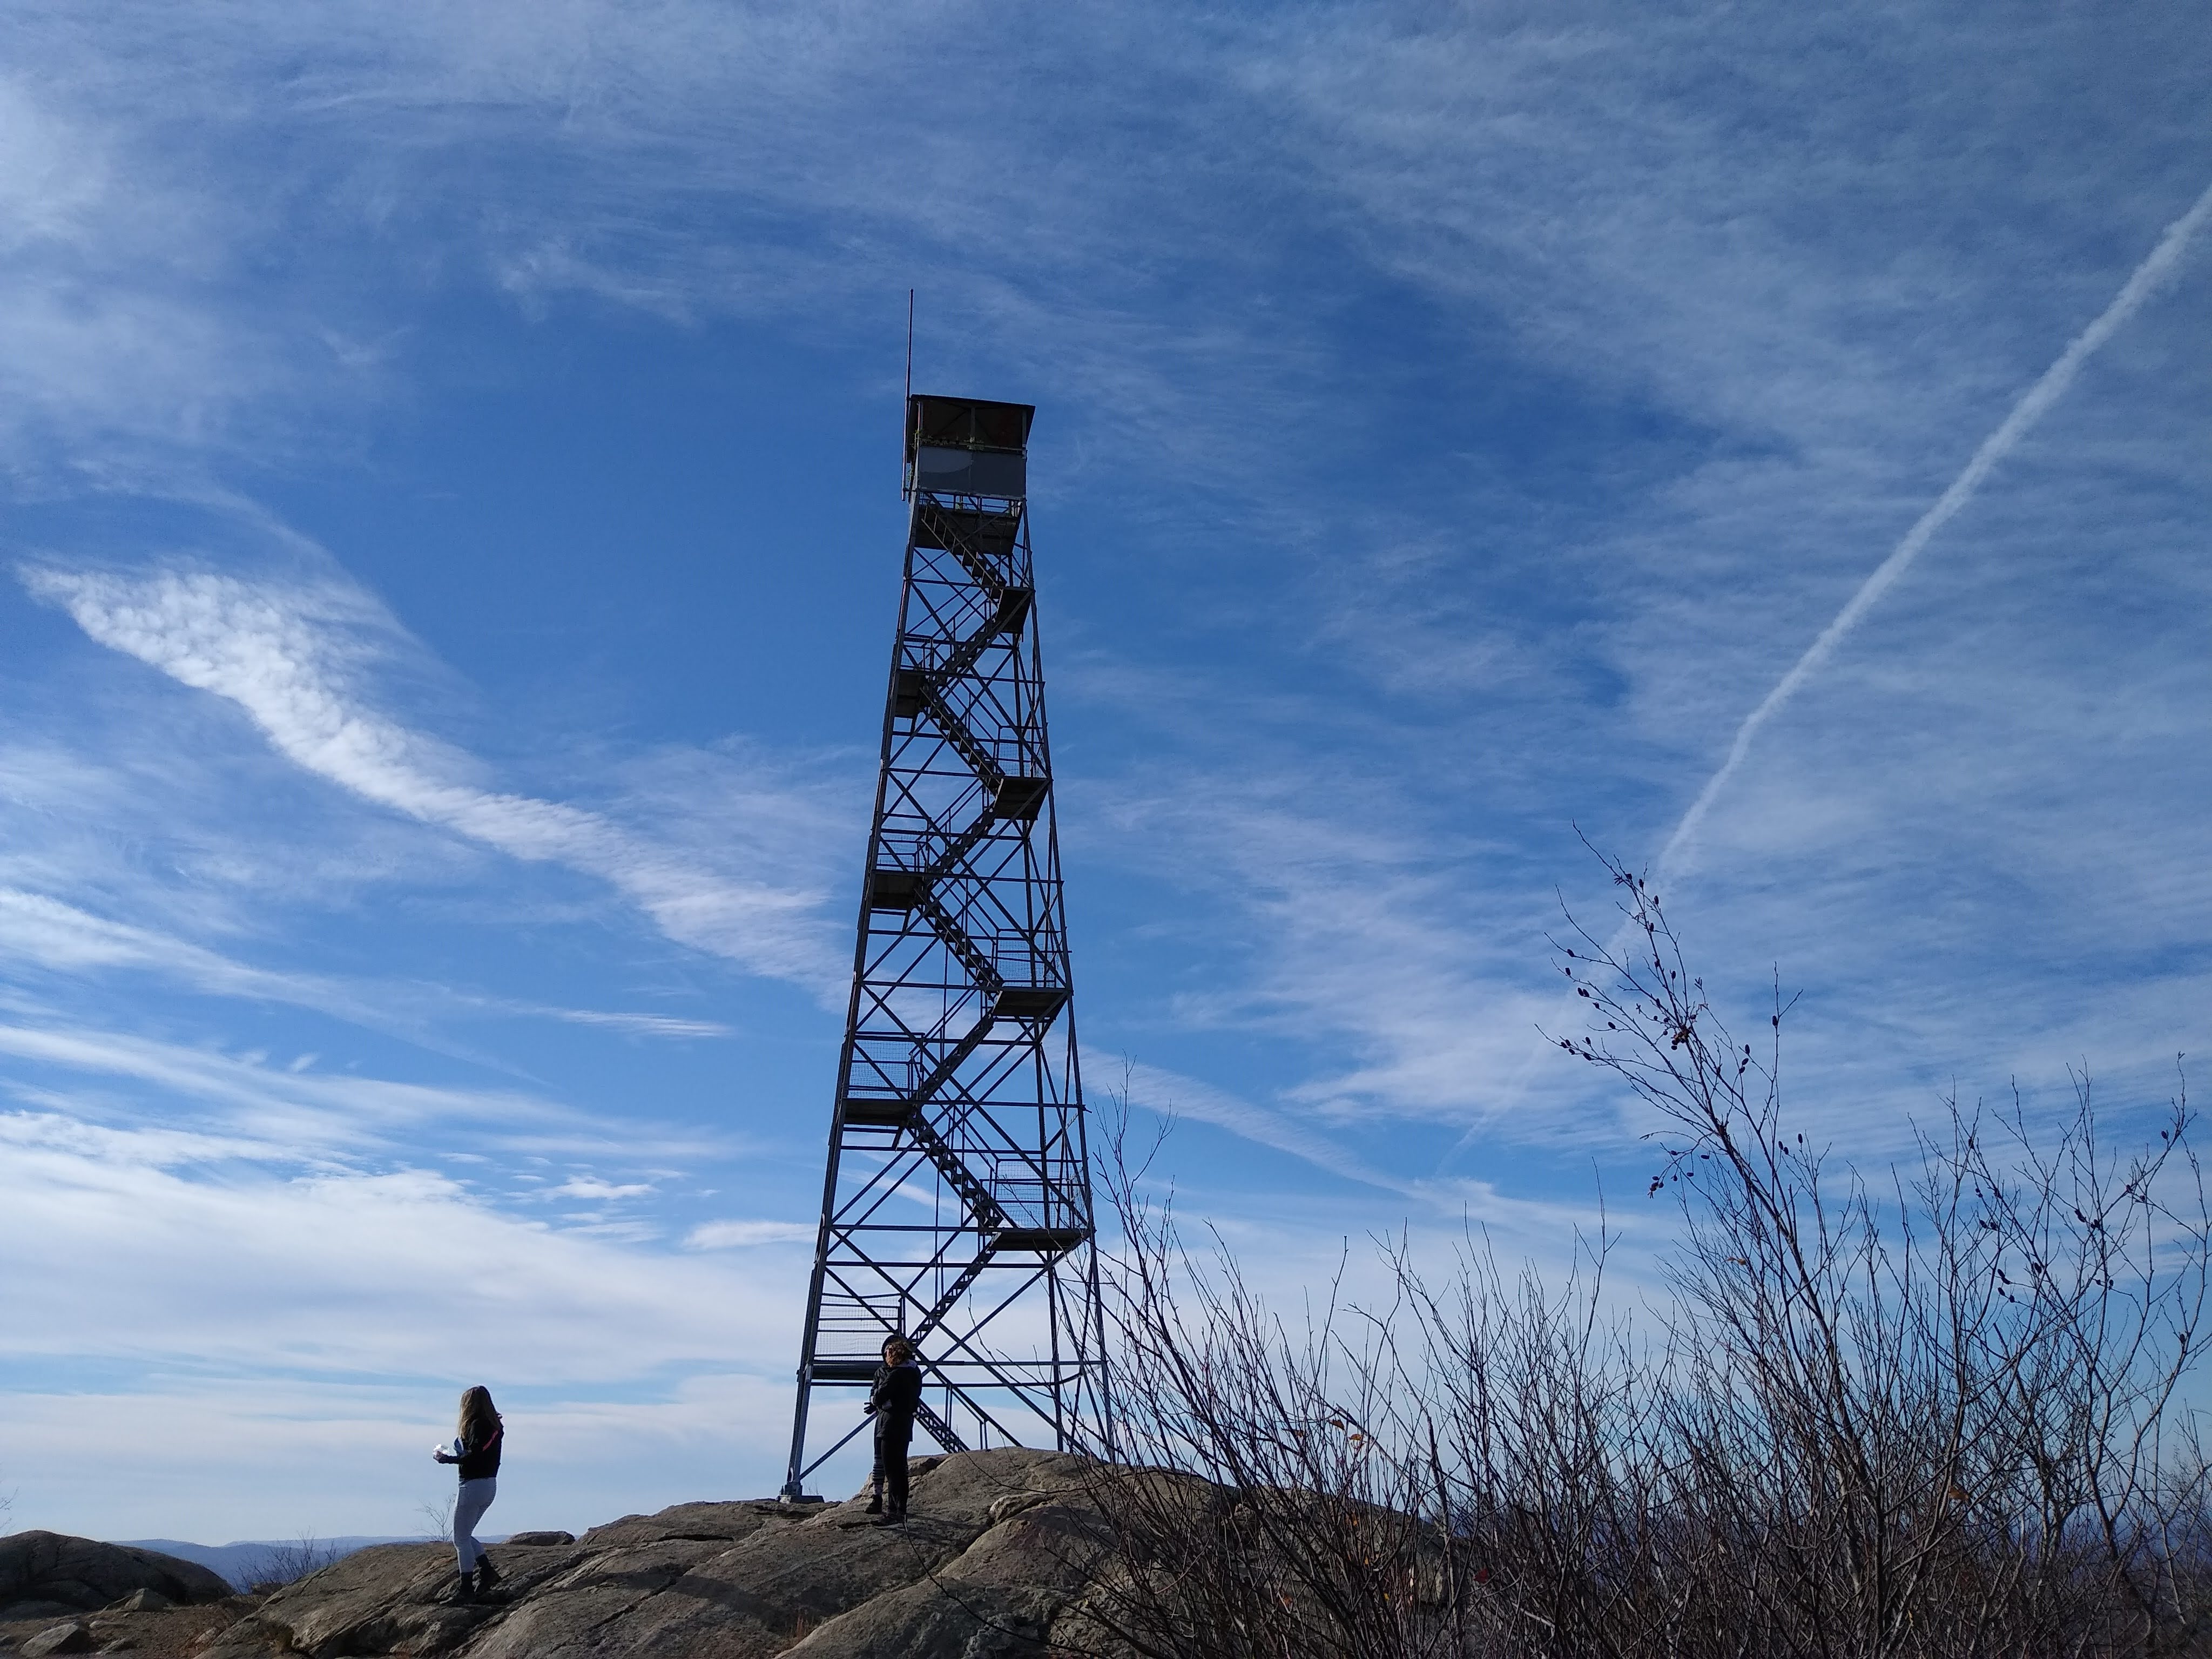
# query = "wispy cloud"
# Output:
<box><xmin>0</xmin><ymin>1015</ymin><xmax>572</xmax><ymax>1153</ymax></box>
<box><xmin>685</xmin><ymin>1218</ymin><xmax>814</xmax><ymax>1249</ymax></box>
<box><xmin>0</xmin><ymin>885</ymin><xmax>734</xmax><ymax>1042</ymax></box>
<box><xmin>1111</xmin><ymin>1058</ymin><xmax>1608</xmax><ymax>1248</ymax></box>
<box><xmin>548</xmin><ymin>1176</ymin><xmax>654</xmax><ymax>1201</ymax></box>
<box><xmin>1115</xmin><ymin>1057</ymin><xmax>1420</xmax><ymax>1199</ymax></box>
<box><xmin>21</xmin><ymin>564</ymin><xmax>844</xmax><ymax>991</ymax></box>
<box><xmin>545</xmin><ymin>1008</ymin><xmax>731</xmax><ymax>1039</ymax></box>
<box><xmin>1079</xmin><ymin>766</ymin><xmax>1578</xmax><ymax>1135</ymax></box>
<box><xmin>0</xmin><ymin>884</ymin><xmax>346</xmax><ymax>1000</ymax></box>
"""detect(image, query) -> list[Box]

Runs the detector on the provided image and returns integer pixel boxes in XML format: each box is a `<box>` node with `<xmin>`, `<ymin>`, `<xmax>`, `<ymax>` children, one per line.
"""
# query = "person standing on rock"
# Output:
<box><xmin>433</xmin><ymin>1385</ymin><xmax>504</xmax><ymax>1601</ymax></box>
<box><xmin>864</xmin><ymin>1336</ymin><xmax>923</xmax><ymax>1525</ymax></box>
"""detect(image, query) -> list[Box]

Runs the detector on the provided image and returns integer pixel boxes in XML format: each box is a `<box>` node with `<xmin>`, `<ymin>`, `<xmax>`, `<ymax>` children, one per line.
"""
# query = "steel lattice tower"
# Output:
<box><xmin>782</xmin><ymin>394</ymin><xmax>1105</xmax><ymax>1499</ymax></box>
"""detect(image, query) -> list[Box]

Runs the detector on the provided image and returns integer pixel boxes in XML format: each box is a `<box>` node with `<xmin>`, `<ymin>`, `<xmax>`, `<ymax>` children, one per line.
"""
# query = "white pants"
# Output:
<box><xmin>454</xmin><ymin>1476</ymin><xmax>497</xmax><ymax>1573</ymax></box>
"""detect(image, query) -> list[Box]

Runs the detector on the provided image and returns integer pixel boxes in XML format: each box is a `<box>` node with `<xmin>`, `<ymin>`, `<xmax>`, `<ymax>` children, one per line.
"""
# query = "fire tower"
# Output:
<box><xmin>782</xmin><ymin>395</ymin><xmax>1105</xmax><ymax>1498</ymax></box>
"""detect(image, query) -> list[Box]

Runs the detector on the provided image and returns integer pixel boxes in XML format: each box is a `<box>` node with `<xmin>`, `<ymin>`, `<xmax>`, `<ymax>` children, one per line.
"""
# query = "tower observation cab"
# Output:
<box><xmin>781</xmin><ymin>395</ymin><xmax>1107</xmax><ymax>1499</ymax></box>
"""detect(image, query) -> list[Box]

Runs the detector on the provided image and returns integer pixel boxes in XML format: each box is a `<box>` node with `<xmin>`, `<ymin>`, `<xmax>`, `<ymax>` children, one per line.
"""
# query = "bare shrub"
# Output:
<box><xmin>419</xmin><ymin>1492</ymin><xmax>456</xmax><ymax>1543</ymax></box>
<box><xmin>1070</xmin><ymin>852</ymin><xmax>2212</xmax><ymax>1659</ymax></box>
<box><xmin>255</xmin><ymin>1533</ymin><xmax>342</xmax><ymax>1587</ymax></box>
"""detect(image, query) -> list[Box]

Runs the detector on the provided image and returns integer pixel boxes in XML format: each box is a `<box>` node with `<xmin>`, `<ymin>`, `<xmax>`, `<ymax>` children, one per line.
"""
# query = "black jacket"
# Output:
<box><xmin>457</xmin><ymin>1420</ymin><xmax>503</xmax><ymax>1481</ymax></box>
<box><xmin>869</xmin><ymin>1362</ymin><xmax>922</xmax><ymax>1434</ymax></box>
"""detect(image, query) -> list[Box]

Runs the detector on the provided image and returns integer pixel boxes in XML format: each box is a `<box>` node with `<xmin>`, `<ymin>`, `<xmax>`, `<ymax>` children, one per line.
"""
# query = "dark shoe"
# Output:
<box><xmin>874</xmin><ymin>1508</ymin><xmax>907</xmax><ymax>1527</ymax></box>
<box><xmin>475</xmin><ymin>1555</ymin><xmax>501</xmax><ymax>1591</ymax></box>
<box><xmin>864</xmin><ymin>1496</ymin><xmax>883</xmax><ymax>1515</ymax></box>
<box><xmin>452</xmin><ymin>1570</ymin><xmax>476</xmax><ymax>1603</ymax></box>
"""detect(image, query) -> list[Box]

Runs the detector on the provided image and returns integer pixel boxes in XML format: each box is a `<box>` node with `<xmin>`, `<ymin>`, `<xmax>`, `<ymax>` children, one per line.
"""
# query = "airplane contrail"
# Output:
<box><xmin>1439</xmin><ymin>178</ymin><xmax>2212</xmax><ymax>1172</ymax></box>
<box><xmin>1654</xmin><ymin>178</ymin><xmax>2212</xmax><ymax>881</ymax></box>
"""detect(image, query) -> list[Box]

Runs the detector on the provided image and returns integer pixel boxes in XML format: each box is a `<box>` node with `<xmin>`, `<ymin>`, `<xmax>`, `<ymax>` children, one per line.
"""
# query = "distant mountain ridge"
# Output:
<box><xmin>115</xmin><ymin>1537</ymin><xmax>470</xmax><ymax>1590</ymax></box>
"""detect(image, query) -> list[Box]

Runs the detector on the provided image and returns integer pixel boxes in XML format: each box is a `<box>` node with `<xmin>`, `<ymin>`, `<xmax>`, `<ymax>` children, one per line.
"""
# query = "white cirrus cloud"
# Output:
<box><xmin>547</xmin><ymin>1008</ymin><xmax>732</xmax><ymax>1039</ymax></box>
<box><xmin>20</xmin><ymin>563</ymin><xmax>845</xmax><ymax>993</ymax></box>
<box><xmin>0</xmin><ymin>1006</ymin><xmax>751</xmax><ymax>1177</ymax></box>
<box><xmin>685</xmin><ymin>1219</ymin><xmax>815</xmax><ymax>1249</ymax></box>
<box><xmin>0</xmin><ymin>1016</ymin><xmax>572</xmax><ymax>1154</ymax></box>
<box><xmin>0</xmin><ymin>883</ymin><xmax>323</xmax><ymax>989</ymax></box>
<box><xmin>548</xmin><ymin>1176</ymin><xmax>655</xmax><ymax>1202</ymax></box>
<box><xmin>0</xmin><ymin>884</ymin><xmax>739</xmax><ymax>1047</ymax></box>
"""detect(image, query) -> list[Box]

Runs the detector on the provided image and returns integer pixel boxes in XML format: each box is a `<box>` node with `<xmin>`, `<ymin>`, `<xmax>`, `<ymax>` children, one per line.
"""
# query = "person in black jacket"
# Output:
<box><xmin>864</xmin><ymin>1336</ymin><xmax>923</xmax><ymax>1524</ymax></box>
<box><xmin>433</xmin><ymin>1385</ymin><xmax>504</xmax><ymax>1601</ymax></box>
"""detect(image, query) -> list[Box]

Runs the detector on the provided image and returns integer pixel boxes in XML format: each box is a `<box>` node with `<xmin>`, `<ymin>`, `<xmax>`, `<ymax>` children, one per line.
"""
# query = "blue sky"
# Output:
<box><xmin>2</xmin><ymin>1</ymin><xmax>2208</xmax><ymax>1542</ymax></box>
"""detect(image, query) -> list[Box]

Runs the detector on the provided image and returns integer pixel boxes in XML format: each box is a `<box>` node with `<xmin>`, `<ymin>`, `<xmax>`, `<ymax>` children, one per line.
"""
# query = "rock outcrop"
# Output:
<box><xmin>0</xmin><ymin>1532</ymin><xmax>232</xmax><ymax>1621</ymax></box>
<box><xmin>193</xmin><ymin>1448</ymin><xmax>1121</xmax><ymax>1658</ymax></box>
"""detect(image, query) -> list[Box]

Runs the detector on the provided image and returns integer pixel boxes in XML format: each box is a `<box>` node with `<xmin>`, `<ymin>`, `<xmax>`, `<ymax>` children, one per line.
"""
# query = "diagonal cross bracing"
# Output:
<box><xmin>783</xmin><ymin>395</ymin><xmax>1108</xmax><ymax>1499</ymax></box>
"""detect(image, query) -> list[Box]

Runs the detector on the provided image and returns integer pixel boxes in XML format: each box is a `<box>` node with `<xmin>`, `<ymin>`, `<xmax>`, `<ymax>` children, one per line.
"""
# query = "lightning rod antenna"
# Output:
<box><xmin>901</xmin><ymin>291</ymin><xmax>915</xmax><ymax>494</ymax></box>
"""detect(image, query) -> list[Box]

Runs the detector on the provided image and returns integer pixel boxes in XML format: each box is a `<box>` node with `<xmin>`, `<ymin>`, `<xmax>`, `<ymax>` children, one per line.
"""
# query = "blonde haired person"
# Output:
<box><xmin>432</xmin><ymin>1386</ymin><xmax>504</xmax><ymax>1601</ymax></box>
